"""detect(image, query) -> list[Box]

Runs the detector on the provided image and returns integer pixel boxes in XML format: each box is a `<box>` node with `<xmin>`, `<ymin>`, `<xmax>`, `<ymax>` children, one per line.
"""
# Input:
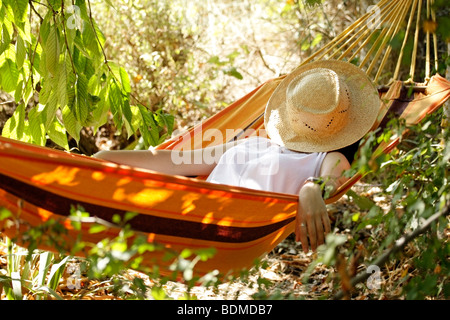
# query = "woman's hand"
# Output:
<box><xmin>296</xmin><ymin>182</ymin><xmax>331</xmax><ymax>252</ymax></box>
<box><xmin>295</xmin><ymin>151</ymin><xmax>350</xmax><ymax>252</ymax></box>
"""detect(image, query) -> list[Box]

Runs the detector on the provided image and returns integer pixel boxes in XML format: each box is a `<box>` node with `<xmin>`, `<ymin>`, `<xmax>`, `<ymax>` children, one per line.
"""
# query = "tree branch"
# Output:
<box><xmin>333</xmin><ymin>200</ymin><xmax>450</xmax><ymax>300</ymax></box>
<box><xmin>61</xmin><ymin>1</ymin><xmax>77</xmax><ymax>75</ymax></box>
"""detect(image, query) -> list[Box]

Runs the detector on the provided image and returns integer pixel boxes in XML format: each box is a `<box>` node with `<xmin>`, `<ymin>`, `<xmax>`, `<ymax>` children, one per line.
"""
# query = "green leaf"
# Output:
<box><xmin>15</xmin><ymin>35</ymin><xmax>26</xmax><ymax>70</ymax></box>
<box><xmin>121</xmin><ymin>98</ymin><xmax>134</xmax><ymax>138</ymax></box>
<box><xmin>151</xmin><ymin>286</ymin><xmax>168</xmax><ymax>300</ymax></box>
<box><xmin>0</xmin><ymin>58</ymin><xmax>19</xmax><ymax>93</ymax></box>
<box><xmin>311</xmin><ymin>33</ymin><xmax>323</xmax><ymax>47</ymax></box>
<box><xmin>74</xmin><ymin>73</ymin><xmax>89</xmax><ymax>124</ymax></box>
<box><xmin>119</xmin><ymin>66</ymin><xmax>131</xmax><ymax>93</ymax></box>
<box><xmin>44</xmin><ymin>90</ymin><xmax>59</xmax><ymax>130</ymax></box>
<box><xmin>301</xmin><ymin>39</ymin><xmax>310</xmax><ymax>51</ymax></box>
<box><xmin>28</xmin><ymin>106</ymin><xmax>46</xmax><ymax>146</ymax></box>
<box><xmin>34</xmin><ymin>286</ymin><xmax>63</xmax><ymax>300</ymax></box>
<box><xmin>124</xmin><ymin>211</ymin><xmax>139</xmax><ymax>222</ymax></box>
<box><xmin>83</xmin><ymin>57</ymin><xmax>95</xmax><ymax>79</ymax></box>
<box><xmin>62</xmin><ymin>105</ymin><xmax>82</xmax><ymax>143</ymax></box>
<box><xmin>38</xmin><ymin>79</ymin><xmax>52</xmax><ymax>105</ymax></box>
<box><xmin>347</xmin><ymin>189</ymin><xmax>376</xmax><ymax>211</ymax></box>
<box><xmin>15</xmin><ymin>16</ymin><xmax>32</xmax><ymax>44</ymax></box>
<box><xmin>22</xmin><ymin>76</ymin><xmax>34</xmax><ymax>106</ymax></box>
<box><xmin>47</xmin><ymin>256</ymin><xmax>70</xmax><ymax>291</ymax></box>
<box><xmin>91</xmin><ymin>86</ymin><xmax>109</xmax><ymax>132</ymax></box>
<box><xmin>73</xmin><ymin>30</ymin><xmax>90</xmax><ymax>58</ymax></box>
<box><xmin>14</xmin><ymin>79</ymin><xmax>23</xmax><ymax>104</ymax></box>
<box><xmin>180</xmin><ymin>249</ymin><xmax>192</xmax><ymax>259</ymax></box>
<box><xmin>57</xmin><ymin>54</ymin><xmax>69</xmax><ymax>108</ymax></box>
<box><xmin>436</xmin><ymin>16</ymin><xmax>450</xmax><ymax>41</ymax></box>
<box><xmin>352</xmin><ymin>212</ymin><xmax>361</xmax><ymax>222</ymax></box>
<box><xmin>207</xmin><ymin>56</ymin><xmax>226</xmax><ymax>66</ymax></box>
<box><xmin>35</xmin><ymin>252</ymin><xmax>53</xmax><ymax>300</ymax></box>
<box><xmin>321</xmin><ymin>234</ymin><xmax>347</xmax><ymax>266</ymax></box>
<box><xmin>130</xmin><ymin>105</ymin><xmax>142</xmax><ymax>135</ymax></box>
<box><xmin>195</xmin><ymin>248</ymin><xmax>216</xmax><ymax>262</ymax></box>
<box><xmin>223</xmin><ymin>66</ymin><xmax>243</xmax><ymax>80</ymax></box>
<box><xmin>91</xmin><ymin>19</ymin><xmax>106</xmax><ymax>48</ymax></box>
<box><xmin>89</xmin><ymin>224</ymin><xmax>108</xmax><ymax>234</ymax></box>
<box><xmin>107</xmin><ymin>61</ymin><xmax>122</xmax><ymax>82</ymax></box>
<box><xmin>46</xmin><ymin>0</ymin><xmax>61</xmax><ymax>11</ymax></box>
<box><xmin>108</xmin><ymin>80</ymin><xmax>123</xmax><ymax>129</ymax></box>
<box><xmin>45</xmin><ymin>26</ymin><xmax>60</xmax><ymax>76</ymax></box>
<box><xmin>2</xmin><ymin>103</ymin><xmax>25</xmax><ymax>140</ymax></box>
<box><xmin>13</xmin><ymin>0</ymin><xmax>28</xmax><ymax>23</ymax></box>
<box><xmin>82</xmin><ymin>22</ymin><xmax>99</xmax><ymax>56</ymax></box>
<box><xmin>74</xmin><ymin>0</ymin><xmax>89</xmax><ymax>24</ymax></box>
<box><xmin>154</xmin><ymin>110</ymin><xmax>174</xmax><ymax>136</ymax></box>
<box><xmin>0</xmin><ymin>20</ymin><xmax>12</xmax><ymax>56</ymax></box>
<box><xmin>39</xmin><ymin>12</ymin><xmax>52</xmax><ymax>44</ymax></box>
<box><xmin>47</xmin><ymin>117</ymin><xmax>69</xmax><ymax>151</ymax></box>
<box><xmin>66</xmin><ymin>54</ymin><xmax>77</xmax><ymax>106</ymax></box>
<box><xmin>137</xmin><ymin>105</ymin><xmax>160</xmax><ymax>147</ymax></box>
<box><xmin>0</xmin><ymin>207</ymin><xmax>13</xmax><ymax>221</ymax></box>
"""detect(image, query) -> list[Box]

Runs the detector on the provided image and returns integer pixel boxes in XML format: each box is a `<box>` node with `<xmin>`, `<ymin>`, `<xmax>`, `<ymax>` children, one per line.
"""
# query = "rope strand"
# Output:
<box><xmin>297</xmin><ymin>0</ymin><xmax>438</xmax><ymax>84</ymax></box>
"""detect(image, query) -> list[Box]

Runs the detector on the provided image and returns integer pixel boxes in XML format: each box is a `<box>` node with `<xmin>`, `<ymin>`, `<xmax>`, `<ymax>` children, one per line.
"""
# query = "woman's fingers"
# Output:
<box><xmin>304</xmin><ymin>210</ymin><xmax>330</xmax><ymax>252</ymax></box>
<box><xmin>306</xmin><ymin>213</ymin><xmax>317</xmax><ymax>251</ymax></box>
<box><xmin>296</xmin><ymin>214</ymin><xmax>309</xmax><ymax>253</ymax></box>
<box><xmin>322</xmin><ymin>210</ymin><xmax>332</xmax><ymax>235</ymax></box>
<box><xmin>315</xmin><ymin>213</ymin><xmax>325</xmax><ymax>246</ymax></box>
<box><xmin>297</xmin><ymin>197</ymin><xmax>332</xmax><ymax>252</ymax></box>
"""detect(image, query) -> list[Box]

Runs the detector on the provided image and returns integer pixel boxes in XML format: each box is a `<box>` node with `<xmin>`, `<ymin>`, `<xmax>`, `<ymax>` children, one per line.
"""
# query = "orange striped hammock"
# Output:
<box><xmin>0</xmin><ymin>73</ymin><xmax>449</xmax><ymax>276</ymax></box>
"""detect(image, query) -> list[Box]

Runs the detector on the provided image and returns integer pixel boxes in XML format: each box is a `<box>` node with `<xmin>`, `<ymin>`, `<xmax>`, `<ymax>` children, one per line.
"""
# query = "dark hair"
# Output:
<box><xmin>335</xmin><ymin>139</ymin><xmax>361</xmax><ymax>163</ymax></box>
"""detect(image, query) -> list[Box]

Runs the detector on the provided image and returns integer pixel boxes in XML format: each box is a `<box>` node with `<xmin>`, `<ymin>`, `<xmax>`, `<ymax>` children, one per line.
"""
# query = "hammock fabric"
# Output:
<box><xmin>0</xmin><ymin>74</ymin><xmax>449</xmax><ymax>275</ymax></box>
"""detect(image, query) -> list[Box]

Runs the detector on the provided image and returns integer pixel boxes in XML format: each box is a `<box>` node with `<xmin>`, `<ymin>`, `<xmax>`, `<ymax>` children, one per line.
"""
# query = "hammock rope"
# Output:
<box><xmin>300</xmin><ymin>0</ymin><xmax>441</xmax><ymax>85</ymax></box>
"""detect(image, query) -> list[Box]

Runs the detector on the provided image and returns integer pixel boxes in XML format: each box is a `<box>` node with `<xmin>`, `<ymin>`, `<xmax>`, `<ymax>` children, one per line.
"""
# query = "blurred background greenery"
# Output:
<box><xmin>88</xmin><ymin>0</ymin><xmax>378</xmax><ymax>145</ymax></box>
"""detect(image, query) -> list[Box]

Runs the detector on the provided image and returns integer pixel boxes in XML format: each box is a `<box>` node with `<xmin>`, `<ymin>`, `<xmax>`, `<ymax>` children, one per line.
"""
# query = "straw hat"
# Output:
<box><xmin>264</xmin><ymin>60</ymin><xmax>381</xmax><ymax>152</ymax></box>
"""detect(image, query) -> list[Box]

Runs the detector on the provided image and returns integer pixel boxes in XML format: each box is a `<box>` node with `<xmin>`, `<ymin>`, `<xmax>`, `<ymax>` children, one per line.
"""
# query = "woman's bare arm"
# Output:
<box><xmin>93</xmin><ymin>140</ymin><xmax>242</xmax><ymax>176</ymax></box>
<box><xmin>318</xmin><ymin>151</ymin><xmax>351</xmax><ymax>193</ymax></box>
<box><xmin>296</xmin><ymin>152</ymin><xmax>350</xmax><ymax>252</ymax></box>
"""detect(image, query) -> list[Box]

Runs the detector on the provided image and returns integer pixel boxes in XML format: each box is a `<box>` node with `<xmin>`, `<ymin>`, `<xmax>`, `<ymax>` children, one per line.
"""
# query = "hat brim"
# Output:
<box><xmin>264</xmin><ymin>60</ymin><xmax>382</xmax><ymax>153</ymax></box>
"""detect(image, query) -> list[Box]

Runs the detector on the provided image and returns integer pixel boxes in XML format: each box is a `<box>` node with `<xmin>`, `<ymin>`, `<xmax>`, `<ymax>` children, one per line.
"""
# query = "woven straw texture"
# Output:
<box><xmin>265</xmin><ymin>60</ymin><xmax>382</xmax><ymax>152</ymax></box>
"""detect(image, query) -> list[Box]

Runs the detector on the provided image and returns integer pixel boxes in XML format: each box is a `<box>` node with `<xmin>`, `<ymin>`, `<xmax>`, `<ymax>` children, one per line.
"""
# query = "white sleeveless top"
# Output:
<box><xmin>206</xmin><ymin>137</ymin><xmax>326</xmax><ymax>195</ymax></box>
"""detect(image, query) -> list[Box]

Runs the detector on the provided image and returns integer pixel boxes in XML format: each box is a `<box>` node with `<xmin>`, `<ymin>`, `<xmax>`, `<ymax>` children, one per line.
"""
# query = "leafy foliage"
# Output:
<box><xmin>0</xmin><ymin>0</ymin><xmax>449</xmax><ymax>300</ymax></box>
<box><xmin>306</xmin><ymin>108</ymin><xmax>449</xmax><ymax>299</ymax></box>
<box><xmin>0</xmin><ymin>0</ymin><xmax>173</xmax><ymax>150</ymax></box>
<box><xmin>0</xmin><ymin>205</ymin><xmax>227</xmax><ymax>300</ymax></box>
<box><xmin>91</xmin><ymin>0</ymin><xmax>249</xmax><ymax>137</ymax></box>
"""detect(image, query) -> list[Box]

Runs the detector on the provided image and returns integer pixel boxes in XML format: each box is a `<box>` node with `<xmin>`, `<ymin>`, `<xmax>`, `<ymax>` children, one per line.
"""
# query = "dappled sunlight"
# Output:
<box><xmin>269</xmin><ymin>227</ymin><xmax>291</xmax><ymax>246</ymax></box>
<box><xmin>147</xmin><ymin>233</ymin><xmax>156</xmax><ymax>243</ymax></box>
<box><xmin>215</xmin><ymin>217</ymin><xmax>233</xmax><ymax>227</ymax></box>
<box><xmin>36</xmin><ymin>207</ymin><xmax>53</xmax><ymax>222</ymax></box>
<box><xmin>201</xmin><ymin>212</ymin><xmax>216</xmax><ymax>224</ymax></box>
<box><xmin>112</xmin><ymin>187</ymin><xmax>173</xmax><ymax>207</ymax></box>
<box><xmin>91</xmin><ymin>171</ymin><xmax>107</xmax><ymax>181</ymax></box>
<box><xmin>32</xmin><ymin>166</ymin><xmax>80</xmax><ymax>186</ymax></box>
<box><xmin>170</xmin><ymin>184</ymin><xmax>298</xmax><ymax>229</ymax></box>
<box><xmin>180</xmin><ymin>193</ymin><xmax>201</xmax><ymax>215</ymax></box>
<box><xmin>116</xmin><ymin>176</ymin><xmax>133</xmax><ymax>187</ymax></box>
<box><xmin>272</xmin><ymin>209</ymin><xmax>296</xmax><ymax>222</ymax></box>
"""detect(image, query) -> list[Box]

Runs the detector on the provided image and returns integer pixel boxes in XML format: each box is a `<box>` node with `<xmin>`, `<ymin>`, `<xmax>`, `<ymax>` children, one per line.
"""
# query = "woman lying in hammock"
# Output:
<box><xmin>94</xmin><ymin>60</ymin><xmax>382</xmax><ymax>254</ymax></box>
